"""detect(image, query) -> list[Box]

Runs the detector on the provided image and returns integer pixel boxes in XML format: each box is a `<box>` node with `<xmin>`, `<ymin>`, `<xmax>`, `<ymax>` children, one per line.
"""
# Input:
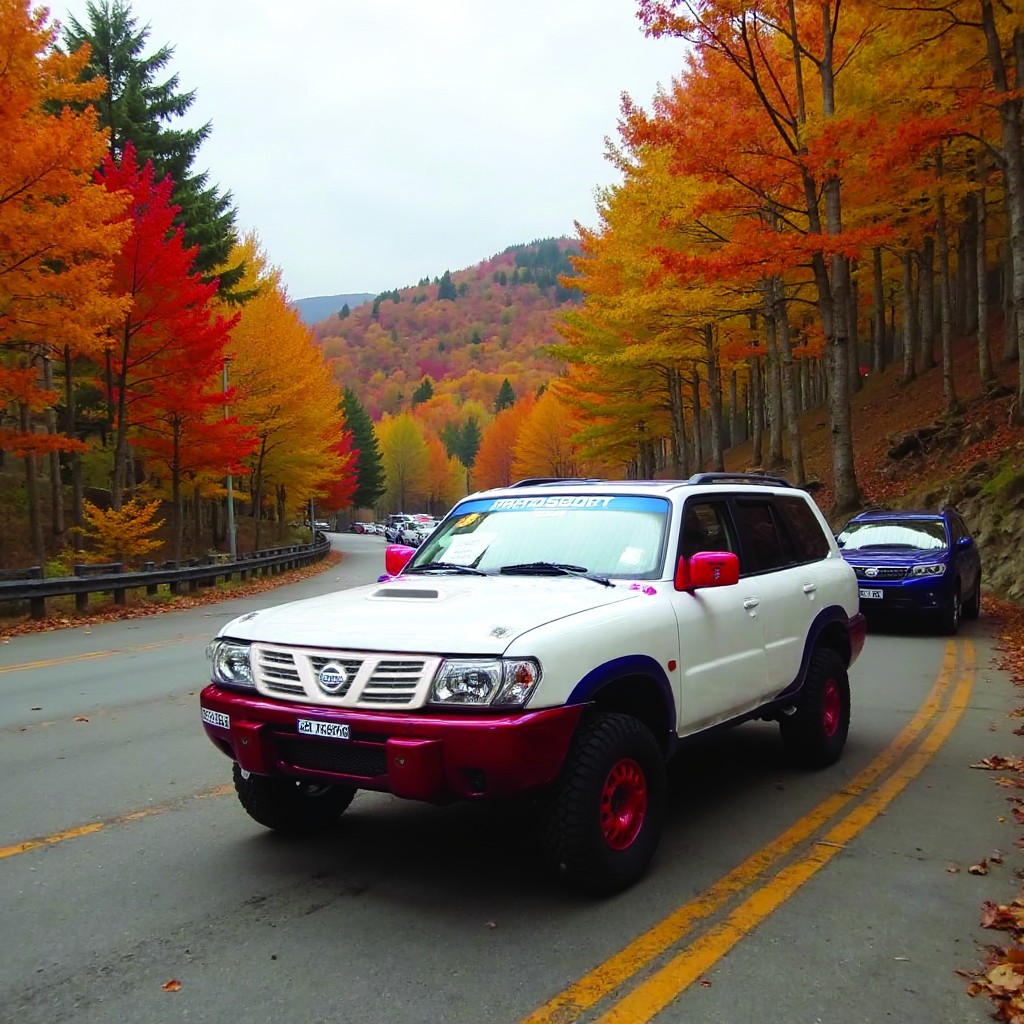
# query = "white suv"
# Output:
<box><xmin>202</xmin><ymin>475</ymin><xmax>865</xmax><ymax>892</ymax></box>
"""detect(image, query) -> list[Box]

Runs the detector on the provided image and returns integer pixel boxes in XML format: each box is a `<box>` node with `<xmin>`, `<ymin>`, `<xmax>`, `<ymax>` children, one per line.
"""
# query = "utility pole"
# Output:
<box><xmin>223</xmin><ymin>357</ymin><xmax>237</xmax><ymax>559</ymax></box>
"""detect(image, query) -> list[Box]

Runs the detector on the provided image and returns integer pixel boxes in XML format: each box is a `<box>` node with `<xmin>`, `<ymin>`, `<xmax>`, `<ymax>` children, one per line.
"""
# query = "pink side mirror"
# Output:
<box><xmin>385</xmin><ymin>544</ymin><xmax>416</xmax><ymax>576</ymax></box>
<box><xmin>674</xmin><ymin>551</ymin><xmax>739</xmax><ymax>591</ymax></box>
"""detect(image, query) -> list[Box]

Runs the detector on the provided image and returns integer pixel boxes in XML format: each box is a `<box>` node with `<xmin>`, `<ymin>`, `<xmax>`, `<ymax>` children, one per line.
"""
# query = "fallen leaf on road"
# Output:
<box><xmin>986</xmin><ymin>963</ymin><xmax>1024</xmax><ymax>992</ymax></box>
<box><xmin>975</xmin><ymin>755</ymin><xmax>1023</xmax><ymax>771</ymax></box>
<box><xmin>161</xmin><ymin>980</ymin><xmax>181</xmax><ymax>992</ymax></box>
<box><xmin>73</xmin><ymin>716</ymin><xmax>89</xmax><ymax>723</ymax></box>
<box><xmin>973</xmin><ymin>756</ymin><xmax>1024</xmax><ymax>772</ymax></box>
<box><xmin>971</xmin><ymin>861</ymin><xmax>990</xmax><ymax>875</ymax></box>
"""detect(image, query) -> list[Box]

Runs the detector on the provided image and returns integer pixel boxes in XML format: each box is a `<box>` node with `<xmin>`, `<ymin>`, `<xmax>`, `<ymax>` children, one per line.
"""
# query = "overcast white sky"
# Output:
<box><xmin>45</xmin><ymin>1</ymin><xmax>688</xmax><ymax>300</ymax></box>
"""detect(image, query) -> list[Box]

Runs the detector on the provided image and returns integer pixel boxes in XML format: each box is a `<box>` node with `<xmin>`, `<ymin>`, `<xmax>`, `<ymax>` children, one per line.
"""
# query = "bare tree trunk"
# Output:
<box><xmin>690</xmin><ymin>370</ymin><xmax>704</xmax><ymax>472</ymax></box>
<box><xmin>729</xmin><ymin>370</ymin><xmax>741</xmax><ymax>446</ymax></box>
<box><xmin>872</xmin><ymin>247</ymin><xmax>887</xmax><ymax>373</ymax></box>
<box><xmin>959</xmin><ymin>197</ymin><xmax>978</xmax><ymax>335</ymax></box>
<box><xmin>918</xmin><ymin>237</ymin><xmax>937</xmax><ymax>371</ymax></box>
<box><xmin>980</xmin><ymin>4</ymin><xmax>1023</xmax><ymax>414</ymax></box>
<box><xmin>749</xmin><ymin>353</ymin><xmax>763</xmax><ymax>468</ymax></box>
<box><xmin>935</xmin><ymin>158</ymin><xmax>959</xmax><ymax>414</ymax></box>
<box><xmin>977</xmin><ymin>185</ymin><xmax>997</xmax><ymax>392</ymax></box>
<box><xmin>42</xmin><ymin>355</ymin><xmax>64</xmax><ymax>539</ymax></box>
<box><xmin>900</xmin><ymin>251</ymin><xmax>919</xmax><ymax>384</ymax></box>
<box><xmin>775</xmin><ymin>277</ymin><xmax>805</xmax><ymax>486</ymax></box>
<box><xmin>21</xmin><ymin>397</ymin><xmax>45</xmax><ymax>565</ymax></box>
<box><xmin>63</xmin><ymin>346</ymin><xmax>83</xmax><ymax>552</ymax></box>
<box><xmin>704</xmin><ymin>325</ymin><xmax>725</xmax><ymax>472</ymax></box>
<box><xmin>763</xmin><ymin>304</ymin><xmax>784</xmax><ymax>469</ymax></box>
<box><xmin>848</xmin><ymin>275</ymin><xmax>863</xmax><ymax>394</ymax></box>
<box><xmin>667</xmin><ymin>366</ymin><xmax>689</xmax><ymax>476</ymax></box>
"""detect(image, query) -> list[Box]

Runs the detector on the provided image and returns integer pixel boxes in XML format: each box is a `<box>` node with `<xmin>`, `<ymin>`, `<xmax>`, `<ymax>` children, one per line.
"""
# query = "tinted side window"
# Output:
<box><xmin>678</xmin><ymin>500</ymin><xmax>735</xmax><ymax>560</ymax></box>
<box><xmin>733</xmin><ymin>500</ymin><xmax>792</xmax><ymax>574</ymax></box>
<box><xmin>776</xmin><ymin>495</ymin><xmax>831</xmax><ymax>563</ymax></box>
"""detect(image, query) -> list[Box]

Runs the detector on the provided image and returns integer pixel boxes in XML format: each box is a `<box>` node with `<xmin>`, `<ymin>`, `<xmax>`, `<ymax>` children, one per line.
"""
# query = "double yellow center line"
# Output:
<box><xmin>522</xmin><ymin>639</ymin><xmax>975</xmax><ymax>1024</ymax></box>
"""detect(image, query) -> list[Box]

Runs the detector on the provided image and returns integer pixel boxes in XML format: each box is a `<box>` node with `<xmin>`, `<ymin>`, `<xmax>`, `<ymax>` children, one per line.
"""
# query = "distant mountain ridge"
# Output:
<box><xmin>292</xmin><ymin>292</ymin><xmax>374</xmax><ymax>325</ymax></box>
<box><xmin>310</xmin><ymin>238</ymin><xmax>581</xmax><ymax>419</ymax></box>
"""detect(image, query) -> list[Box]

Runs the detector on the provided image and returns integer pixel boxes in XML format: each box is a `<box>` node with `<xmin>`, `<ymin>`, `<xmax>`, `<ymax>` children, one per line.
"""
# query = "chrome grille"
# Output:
<box><xmin>254</xmin><ymin>648</ymin><xmax>305</xmax><ymax>696</ymax></box>
<box><xmin>250</xmin><ymin>643</ymin><xmax>440</xmax><ymax>709</ymax></box>
<box><xmin>854</xmin><ymin>566</ymin><xmax>908</xmax><ymax>581</ymax></box>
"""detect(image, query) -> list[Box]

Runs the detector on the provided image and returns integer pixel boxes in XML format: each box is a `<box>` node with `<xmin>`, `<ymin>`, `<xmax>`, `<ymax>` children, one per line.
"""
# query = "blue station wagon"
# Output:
<box><xmin>836</xmin><ymin>507</ymin><xmax>982</xmax><ymax>634</ymax></box>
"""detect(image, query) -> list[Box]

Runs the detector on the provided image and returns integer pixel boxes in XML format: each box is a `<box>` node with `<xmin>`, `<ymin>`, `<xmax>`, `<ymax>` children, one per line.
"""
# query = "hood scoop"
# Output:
<box><xmin>371</xmin><ymin>587</ymin><xmax>440</xmax><ymax>600</ymax></box>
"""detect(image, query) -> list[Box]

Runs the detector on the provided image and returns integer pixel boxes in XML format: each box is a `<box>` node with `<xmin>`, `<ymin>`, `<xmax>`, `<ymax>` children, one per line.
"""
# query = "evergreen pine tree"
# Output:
<box><xmin>341</xmin><ymin>389</ymin><xmax>385</xmax><ymax>510</ymax></box>
<box><xmin>411</xmin><ymin>377</ymin><xmax>434</xmax><ymax>406</ymax></box>
<box><xmin>494</xmin><ymin>378</ymin><xmax>516</xmax><ymax>412</ymax></box>
<box><xmin>460</xmin><ymin>417</ymin><xmax>481</xmax><ymax>467</ymax></box>
<box><xmin>437</xmin><ymin>270</ymin><xmax>457</xmax><ymax>301</ymax></box>
<box><xmin>62</xmin><ymin>1</ymin><xmax>243</xmax><ymax>293</ymax></box>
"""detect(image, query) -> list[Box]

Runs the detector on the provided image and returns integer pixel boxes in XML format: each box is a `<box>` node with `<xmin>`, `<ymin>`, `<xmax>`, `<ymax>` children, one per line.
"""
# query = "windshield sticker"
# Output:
<box><xmin>453</xmin><ymin>512</ymin><xmax>481</xmax><ymax>530</ymax></box>
<box><xmin>443</xmin><ymin>532</ymin><xmax>496</xmax><ymax>565</ymax></box>
<box><xmin>618</xmin><ymin>546</ymin><xmax>646</xmax><ymax>567</ymax></box>
<box><xmin>454</xmin><ymin>495</ymin><xmax>669</xmax><ymax>514</ymax></box>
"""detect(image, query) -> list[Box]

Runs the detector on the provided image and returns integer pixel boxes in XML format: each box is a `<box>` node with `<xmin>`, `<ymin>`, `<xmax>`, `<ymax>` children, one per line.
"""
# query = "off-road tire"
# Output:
<box><xmin>963</xmin><ymin>576</ymin><xmax>981</xmax><ymax>621</ymax></box>
<box><xmin>233</xmin><ymin>763</ymin><xmax>356</xmax><ymax>833</ymax></box>
<box><xmin>779</xmin><ymin>649</ymin><xmax>850</xmax><ymax>769</ymax></box>
<box><xmin>540</xmin><ymin>712</ymin><xmax>666</xmax><ymax>894</ymax></box>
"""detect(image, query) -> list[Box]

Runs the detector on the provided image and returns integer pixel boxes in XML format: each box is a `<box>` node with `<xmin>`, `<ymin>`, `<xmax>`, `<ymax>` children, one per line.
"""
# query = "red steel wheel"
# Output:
<box><xmin>600</xmin><ymin>757</ymin><xmax>648</xmax><ymax>850</ymax></box>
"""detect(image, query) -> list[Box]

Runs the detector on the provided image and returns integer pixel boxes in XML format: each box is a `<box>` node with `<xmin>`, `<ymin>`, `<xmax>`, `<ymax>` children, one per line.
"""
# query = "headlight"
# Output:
<box><xmin>430</xmin><ymin>658</ymin><xmax>542</xmax><ymax>706</ymax></box>
<box><xmin>206</xmin><ymin>639</ymin><xmax>255</xmax><ymax>689</ymax></box>
<box><xmin>911</xmin><ymin>563</ymin><xmax>946</xmax><ymax>577</ymax></box>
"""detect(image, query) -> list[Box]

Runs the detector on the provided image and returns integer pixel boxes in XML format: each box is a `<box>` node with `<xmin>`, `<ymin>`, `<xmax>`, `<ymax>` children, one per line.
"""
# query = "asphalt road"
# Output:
<box><xmin>0</xmin><ymin>533</ymin><xmax>1018</xmax><ymax>1024</ymax></box>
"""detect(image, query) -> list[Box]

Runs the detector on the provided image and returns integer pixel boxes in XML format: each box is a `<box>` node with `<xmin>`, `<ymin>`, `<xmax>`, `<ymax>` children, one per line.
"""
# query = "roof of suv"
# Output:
<box><xmin>472</xmin><ymin>473</ymin><xmax>800</xmax><ymax>500</ymax></box>
<box><xmin>845</xmin><ymin>507</ymin><xmax>954</xmax><ymax>524</ymax></box>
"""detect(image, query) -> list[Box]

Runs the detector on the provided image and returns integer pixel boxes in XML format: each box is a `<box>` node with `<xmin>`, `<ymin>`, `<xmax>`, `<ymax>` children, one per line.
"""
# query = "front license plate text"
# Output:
<box><xmin>859</xmin><ymin>588</ymin><xmax>883</xmax><ymax>600</ymax></box>
<box><xmin>298</xmin><ymin>719</ymin><xmax>350</xmax><ymax>739</ymax></box>
<box><xmin>201</xmin><ymin>707</ymin><xmax>230</xmax><ymax>730</ymax></box>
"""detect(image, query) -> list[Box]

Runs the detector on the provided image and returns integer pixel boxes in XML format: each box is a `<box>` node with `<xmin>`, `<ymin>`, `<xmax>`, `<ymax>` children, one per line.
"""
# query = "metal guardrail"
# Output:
<box><xmin>0</xmin><ymin>533</ymin><xmax>332</xmax><ymax>620</ymax></box>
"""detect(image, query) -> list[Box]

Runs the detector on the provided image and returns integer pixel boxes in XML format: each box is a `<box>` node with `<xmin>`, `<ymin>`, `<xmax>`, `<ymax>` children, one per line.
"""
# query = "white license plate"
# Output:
<box><xmin>297</xmin><ymin>718</ymin><xmax>350</xmax><ymax>739</ymax></box>
<box><xmin>859</xmin><ymin>588</ymin><xmax>884</xmax><ymax>600</ymax></box>
<box><xmin>201</xmin><ymin>707</ymin><xmax>230</xmax><ymax>730</ymax></box>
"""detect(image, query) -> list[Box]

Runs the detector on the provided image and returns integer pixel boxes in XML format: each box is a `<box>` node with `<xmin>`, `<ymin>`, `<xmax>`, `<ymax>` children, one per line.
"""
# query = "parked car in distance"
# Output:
<box><xmin>399</xmin><ymin>518</ymin><xmax>439</xmax><ymax>546</ymax></box>
<box><xmin>836</xmin><ymin>506</ymin><xmax>981</xmax><ymax>634</ymax></box>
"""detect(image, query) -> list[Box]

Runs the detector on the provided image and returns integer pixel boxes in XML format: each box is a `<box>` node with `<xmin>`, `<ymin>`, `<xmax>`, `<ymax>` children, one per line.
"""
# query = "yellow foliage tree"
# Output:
<box><xmin>218</xmin><ymin>234</ymin><xmax>349</xmax><ymax>548</ymax></box>
<box><xmin>78</xmin><ymin>498</ymin><xmax>164</xmax><ymax>566</ymax></box>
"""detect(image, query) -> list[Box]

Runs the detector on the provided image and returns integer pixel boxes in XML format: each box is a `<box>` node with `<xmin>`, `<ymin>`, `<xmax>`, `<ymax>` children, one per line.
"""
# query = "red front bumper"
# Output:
<box><xmin>200</xmin><ymin>684</ymin><xmax>583</xmax><ymax>803</ymax></box>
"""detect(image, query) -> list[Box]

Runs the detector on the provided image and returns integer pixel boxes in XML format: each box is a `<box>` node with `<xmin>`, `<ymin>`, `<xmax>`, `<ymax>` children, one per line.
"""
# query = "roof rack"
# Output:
<box><xmin>687</xmin><ymin>472</ymin><xmax>794</xmax><ymax>488</ymax></box>
<box><xmin>508</xmin><ymin>477</ymin><xmax>605</xmax><ymax>488</ymax></box>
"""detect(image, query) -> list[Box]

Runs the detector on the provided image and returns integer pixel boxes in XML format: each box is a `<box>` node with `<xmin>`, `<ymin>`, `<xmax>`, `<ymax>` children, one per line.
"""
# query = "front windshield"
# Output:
<box><xmin>837</xmin><ymin>518</ymin><xmax>947</xmax><ymax>551</ymax></box>
<box><xmin>411</xmin><ymin>494</ymin><xmax>671</xmax><ymax>580</ymax></box>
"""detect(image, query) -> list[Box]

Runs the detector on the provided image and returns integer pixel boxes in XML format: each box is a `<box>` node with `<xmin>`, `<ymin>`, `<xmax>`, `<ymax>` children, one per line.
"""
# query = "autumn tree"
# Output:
<box><xmin>512</xmin><ymin>390</ymin><xmax>593</xmax><ymax>479</ymax></box>
<box><xmin>377</xmin><ymin>412</ymin><xmax>429</xmax><ymax>511</ymax></box>
<box><xmin>218</xmin><ymin>234</ymin><xmax>350</xmax><ymax>548</ymax></box>
<box><xmin>0</xmin><ymin>0</ymin><xmax>129</xmax><ymax>562</ymax></box>
<box><xmin>474</xmin><ymin>394</ymin><xmax>537</xmax><ymax>489</ymax></box>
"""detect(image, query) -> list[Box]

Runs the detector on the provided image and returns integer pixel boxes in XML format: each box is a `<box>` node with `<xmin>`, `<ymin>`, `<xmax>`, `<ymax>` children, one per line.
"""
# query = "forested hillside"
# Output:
<box><xmin>313</xmin><ymin>239</ymin><xmax>578</xmax><ymax>420</ymax></box>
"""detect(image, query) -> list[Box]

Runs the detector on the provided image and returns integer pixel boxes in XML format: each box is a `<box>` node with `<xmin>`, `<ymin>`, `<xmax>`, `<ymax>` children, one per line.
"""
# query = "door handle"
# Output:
<box><xmin>743</xmin><ymin>597</ymin><xmax>760</xmax><ymax>609</ymax></box>
<box><xmin>802</xmin><ymin>583</ymin><xmax>817</xmax><ymax>594</ymax></box>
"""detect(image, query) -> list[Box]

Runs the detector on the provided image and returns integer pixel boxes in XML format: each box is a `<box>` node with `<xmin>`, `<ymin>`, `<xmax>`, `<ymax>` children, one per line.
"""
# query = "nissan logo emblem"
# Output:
<box><xmin>318</xmin><ymin>662</ymin><xmax>348</xmax><ymax>694</ymax></box>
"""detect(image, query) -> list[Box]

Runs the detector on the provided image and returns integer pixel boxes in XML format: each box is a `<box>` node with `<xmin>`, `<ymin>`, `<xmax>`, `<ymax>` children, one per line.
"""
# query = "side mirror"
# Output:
<box><xmin>956</xmin><ymin>536</ymin><xmax>974</xmax><ymax>550</ymax></box>
<box><xmin>674</xmin><ymin>551</ymin><xmax>740</xmax><ymax>591</ymax></box>
<box><xmin>385</xmin><ymin>543</ymin><xmax>417</xmax><ymax>576</ymax></box>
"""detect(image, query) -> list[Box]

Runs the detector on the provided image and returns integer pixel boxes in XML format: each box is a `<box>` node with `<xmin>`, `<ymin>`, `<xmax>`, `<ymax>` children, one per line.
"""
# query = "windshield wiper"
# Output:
<box><xmin>499</xmin><ymin>562</ymin><xmax>614</xmax><ymax>587</ymax></box>
<box><xmin>404</xmin><ymin>562</ymin><xmax>490</xmax><ymax>576</ymax></box>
